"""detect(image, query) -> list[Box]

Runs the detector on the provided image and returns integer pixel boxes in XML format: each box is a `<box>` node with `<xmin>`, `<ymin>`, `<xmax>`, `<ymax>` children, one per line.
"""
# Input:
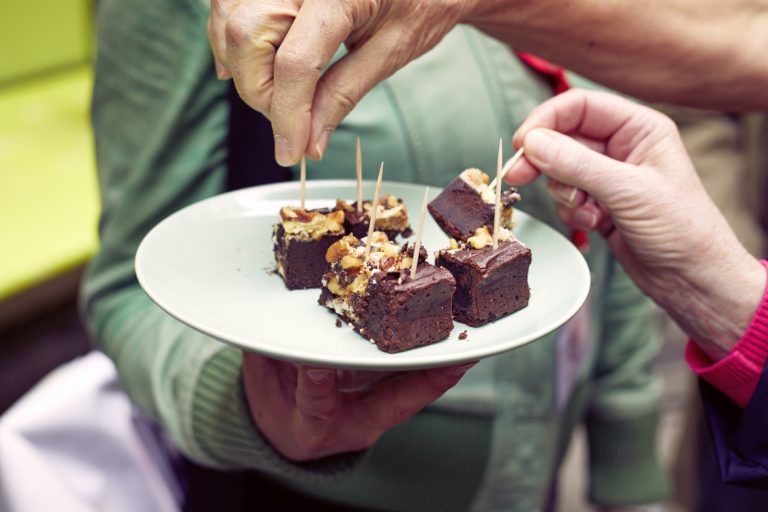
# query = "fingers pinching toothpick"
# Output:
<box><xmin>410</xmin><ymin>187</ymin><xmax>430</xmax><ymax>278</ymax></box>
<box><xmin>489</xmin><ymin>146</ymin><xmax>525</xmax><ymax>190</ymax></box>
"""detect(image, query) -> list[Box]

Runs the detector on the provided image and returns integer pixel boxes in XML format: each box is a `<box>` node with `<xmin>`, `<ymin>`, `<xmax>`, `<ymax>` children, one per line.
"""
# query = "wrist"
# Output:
<box><xmin>661</xmin><ymin>251</ymin><xmax>765</xmax><ymax>361</ymax></box>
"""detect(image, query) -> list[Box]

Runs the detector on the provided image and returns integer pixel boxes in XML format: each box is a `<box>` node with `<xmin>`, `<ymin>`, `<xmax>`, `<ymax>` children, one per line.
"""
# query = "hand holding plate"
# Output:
<box><xmin>242</xmin><ymin>352</ymin><xmax>475</xmax><ymax>461</ymax></box>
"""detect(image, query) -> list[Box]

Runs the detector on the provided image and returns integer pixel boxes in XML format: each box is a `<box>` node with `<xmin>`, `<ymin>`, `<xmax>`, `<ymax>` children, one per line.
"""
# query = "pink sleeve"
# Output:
<box><xmin>685</xmin><ymin>260</ymin><xmax>768</xmax><ymax>407</ymax></box>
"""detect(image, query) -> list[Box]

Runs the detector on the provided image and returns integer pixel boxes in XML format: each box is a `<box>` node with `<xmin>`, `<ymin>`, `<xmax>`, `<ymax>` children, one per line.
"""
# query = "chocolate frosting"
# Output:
<box><xmin>439</xmin><ymin>240</ymin><xmax>530</xmax><ymax>274</ymax></box>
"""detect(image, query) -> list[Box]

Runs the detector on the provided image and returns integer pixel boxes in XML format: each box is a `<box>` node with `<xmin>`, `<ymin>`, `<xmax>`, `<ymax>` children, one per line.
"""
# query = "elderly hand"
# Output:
<box><xmin>242</xmin><ymin>353</ymin><xmax>475</xmax><ymax>461</ymax></box>
<box><xmin>504</xmin><ymin>89</ymin><xmax>765</xmax><ymax>360</ymax></box>
<box><xmin>208</xmin><ymin>0</ymin><xmax>472</xmax><ymax>167</ymax></box>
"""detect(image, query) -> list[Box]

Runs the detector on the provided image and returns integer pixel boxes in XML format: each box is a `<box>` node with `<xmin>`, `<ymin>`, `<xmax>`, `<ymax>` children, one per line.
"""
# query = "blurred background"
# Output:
<box><xmin>0</xmin><ymin>2</ymin><xmax>767</xmax><ymax>510</ymax></box>
<box><xmin>0</xmin><ymin>1</ymin><xmax>95</xmax><ymax>411</ymax></box>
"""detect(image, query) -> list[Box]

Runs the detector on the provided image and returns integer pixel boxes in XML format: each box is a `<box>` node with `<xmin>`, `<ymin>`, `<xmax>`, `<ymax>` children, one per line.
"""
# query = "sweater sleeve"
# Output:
<box><xmin>586</xmin><ymin>259</ymin><xmax>669</xmax><ymax>507</ymax></box>
<box><xmin>685</xmin><ymin>260</ymin><xmax>768</xmax><ymax>407</ymax></box>
<box><xmin>82</xmin><ymin>0</ymin><xmax>363</xmax><ymax>478</ymax></box>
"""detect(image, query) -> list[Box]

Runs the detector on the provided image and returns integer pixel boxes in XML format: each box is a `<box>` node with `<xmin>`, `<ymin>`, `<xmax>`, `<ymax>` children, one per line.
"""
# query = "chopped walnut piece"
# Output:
<box><xmin>280</xmin><ymin>207</ymin><xmax>344</xmax><ymax>240</ymax></box>
<box><xmin>467</xmin><ymin>226</ymin><xmax>494</xmax><ymax>249</ymax></box>
<box><xmin>461</xmin><ymin>168</ymin><xmax>489</xmax><ymax>187</ymax></box>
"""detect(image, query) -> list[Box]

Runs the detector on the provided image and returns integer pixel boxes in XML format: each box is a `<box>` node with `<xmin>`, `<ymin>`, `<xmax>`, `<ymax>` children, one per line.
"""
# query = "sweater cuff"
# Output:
<box><xmin>188</xmin><ymin>346</ymin><xmax>366</xmax><ymax>482</ymax></box>
<box><xmin>685</xmin><ymin>260</ymin><xmax>768</xmax><ymax>407</ymax></box>
<box><xmin>586</xmin><ymin>411</ymin><xmax>669</xmax><ymax>507</ymax></box>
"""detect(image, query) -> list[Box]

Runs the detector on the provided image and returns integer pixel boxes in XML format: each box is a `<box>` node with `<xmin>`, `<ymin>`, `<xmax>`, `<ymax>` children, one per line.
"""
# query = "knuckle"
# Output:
<box><xmin>327</xmin><ymin>86</ymin><xmax>358</xmax><ymax>120</ymax></box>
<box><xmin>565</xmin><ymin>146</ymin><xmax>592</xmax><ymax>183</ymax></box>
<box><xmin>657</xmin><ymin>113</ymin><xmax>679</xmax><ymax>136</ymax></box>
<box><xmin>224</xmin><ymin>13</ymin><xmax>253</xmax><ymax>48</ymax></box>
<box><xmin>298</xmin><ymin>392</ymin><xmax>336</xmax><ymax>419</ymax></box>
<box><xmin>234</xmin><ymin>78</ymin><xmax>271</xmax><ymax>113</ymax></box>
<box><xmin>274</xmin><ymin>47</ymin><xmax>321</xmax><ymax>82</ymax></box>
<box><xmin>301</xmin><ymin>406</ymin><xmax>334</xmax><ymax>424</ymax></box>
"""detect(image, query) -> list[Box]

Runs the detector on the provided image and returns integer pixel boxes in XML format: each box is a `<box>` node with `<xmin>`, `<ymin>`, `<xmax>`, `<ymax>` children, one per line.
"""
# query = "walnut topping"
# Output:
<box><xmin>324</xmin><ymin>233</ymin><xmax>417</xmax><ymax>299</ymax></box>
<box><xmin>280</xmin><ymin>207</ymin><xmax>344</xmax><ymax>240</ymax></box>
<box><xmin>461</xmin><ymin>168</ymin><xmax>489</xmax><ymax>187</ymax></box>
<box><xmin>458</xmin><ymin>169</ymin><xmax>522</xmax><ymax>214</ymax></box>
<box><xmin>326</xmin><ymin>235</ymin><xmax>357</xmax><ymax>263</ymax></box>
<box><xmin>501</xmin><ymin>206</ymin><xmax>515</xmax><ymax>230</ymax></box>
<box><xmin>368</xmin><ymin>231</ymin><xmax>389</xmax><ymax>246</ymax></box>
<box><xmin>465</xmin><ymin>226</ymin><xmax>515</xmax><ymax>250</ymax></box>
<box><xmin>467</xmin><ymin>226</ymin><xmax>494</xmax><ymax>249</ymax></box>
<box><xmin>336</xmin><ymin>195</ymin><xmax>410</xmax><ymax>232</ymax></box>
<box><xmin>458</xmin><ymin>168</ymin><xmax>497</xmax><ymax>204</ymax></box>
<box><xmin>341</xmin><ymin>255</ymin><xmax>363</xmax><ymax>270</ymax></box>
<box><xmin>335</xmin><ymin>199</ymin><xmax>354</xmax><ymax>213</ymax></box>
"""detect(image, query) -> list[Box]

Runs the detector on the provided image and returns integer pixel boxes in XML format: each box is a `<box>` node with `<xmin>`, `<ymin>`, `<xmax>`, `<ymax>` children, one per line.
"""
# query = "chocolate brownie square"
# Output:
<box><xmin>273</xmin><ymin>207</ymin><xmax>344</xmax><ymax>290</ymax></box>
<box><xmin>320</xmin><ymin>233</ymin><xmax>455</xmax><ymax>352</ymax></box>
<box><xmin>435</xmin><ymin>227</ymin><xmax>531</xmax><ymax>326</ymax></box>
<box><xmin>428</xmin><ymin>168</ymin><xmax>520</xmax><ymax>241</ymax></box>
<box><xmin>336</xmin><ymin>195</ymin><xmax>411</xmax><ymax>240</ymax></box>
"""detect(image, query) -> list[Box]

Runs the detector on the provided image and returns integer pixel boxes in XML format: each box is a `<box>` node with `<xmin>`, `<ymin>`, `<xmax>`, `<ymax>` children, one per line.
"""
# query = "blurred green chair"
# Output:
<box><xmin>0</xmin><ymin>1</ymin><xmax>98</xmax><ymax>329</ymax></box>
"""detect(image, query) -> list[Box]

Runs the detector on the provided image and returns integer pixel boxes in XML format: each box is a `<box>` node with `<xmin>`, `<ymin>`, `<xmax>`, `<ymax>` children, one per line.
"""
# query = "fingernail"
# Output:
<box><xmin>274</xmin><ymin>134</ymin><xmax>294</xmax><ymax>167</ymax></box>
<box><xmin>305</xmin><ymin>369</ymin><xmax>332</xmax><ymax>384</ymax></box>
<box><xmin>574</xmin><ymin>209</ymin><xmax>597</xmax><ymax>229</ymax></box>
<box><xmin>525</xmin><ymin>129</ymin><xmax>557</xmax><ymax>168</ymax></box>
<box><xmin>559</xmin><ymin>184</ymin><xmax>579</xmax><ymax>206</ymax></box>
<box><xmin>315</xmin><ymin>130</ymin><xmax>331</xmax><ymax>161</ymax></box>
<box><xmin>215</xmin><ymin>62</ymin><xmax>227</xmax><ymax>80</ymax></box>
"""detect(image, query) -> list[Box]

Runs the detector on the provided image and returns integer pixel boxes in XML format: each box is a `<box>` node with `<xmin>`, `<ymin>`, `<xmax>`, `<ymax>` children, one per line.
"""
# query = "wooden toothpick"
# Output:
<box><xmin>410</xmin><ymin>187</ymin><xmax>430</xmax><ymax>278</ymax></box>
<box><xmin>356</xmin><ymin>137</ymin><xmax>363</xmax><ymax>212</ymax></box>
<box><xmin>489</xmin><ymin>146</ymin><xmax>525</xmax><ymax>190</ymax></box>
<box><xmin>364</xmin><ymin>162</ymin><xmax>384</xmax><ymax>257</ymax></box>
<box><xmin>492</xmin><ymin>139</ymin><xmax>503</xmax><ymax>249</ymax></box>
<box><xmin>300</xmin><ymin>156</ymin><xmax>306</xmax><ymax>210</ymax></box>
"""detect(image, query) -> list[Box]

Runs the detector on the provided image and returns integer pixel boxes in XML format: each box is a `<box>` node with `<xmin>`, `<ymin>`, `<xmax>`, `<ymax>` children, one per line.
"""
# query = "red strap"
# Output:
<box><xmin>516</xmin><ymin>52</ymin><xmax>572</xmax><ymax>94</ymax></box>
<box><xmin>516</xmin><ymin>51</ymin><xmax>587</xmax><ymax>252</ymax></box>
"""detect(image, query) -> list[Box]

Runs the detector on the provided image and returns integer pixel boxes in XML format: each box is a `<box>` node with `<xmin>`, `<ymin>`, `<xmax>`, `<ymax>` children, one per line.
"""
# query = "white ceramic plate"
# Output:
<box><xmin>136</xmin><ymin>180</ymin><xmax>590</xmax><ymax>370</ymax></box>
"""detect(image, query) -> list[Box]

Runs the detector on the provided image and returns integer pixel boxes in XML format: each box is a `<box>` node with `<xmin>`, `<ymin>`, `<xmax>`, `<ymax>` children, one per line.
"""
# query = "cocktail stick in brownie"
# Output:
<box><xmin>428</xmin><ymin>168</ymin><xmax>520</xmax><ymax>241</ymax></box>
<box><xmin>335</xmin><ymin>194</ymin><xmax>412</xmax><ymax>240</ymax></box>
<box><xmin>319</xmin><ymin>232</ymin><xmax>455</xmax><ymax>353</ymax></box>
<box><xmin>273</xmin><ymin>206</ymin><xmax>345</xmax><ymax>290</ymax></box>
<box><xmin>435</xmin><ymin>226</ymin><xmax>531</xmax><ymax>327</ymax></box>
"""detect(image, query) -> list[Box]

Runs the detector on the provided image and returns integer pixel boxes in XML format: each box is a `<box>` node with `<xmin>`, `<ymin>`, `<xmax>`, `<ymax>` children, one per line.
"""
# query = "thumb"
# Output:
<box><xmin>523</xmin><ymin>128</ymin><xmax>636</xmax><ymax>208</ymax></box>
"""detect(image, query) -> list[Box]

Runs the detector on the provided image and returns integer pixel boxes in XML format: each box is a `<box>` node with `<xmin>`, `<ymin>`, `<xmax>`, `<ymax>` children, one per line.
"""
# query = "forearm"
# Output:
<box><xmin>466</xmin><ymin>0</ymin><xmax>768</xmax><ymax>110</ymax></box>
